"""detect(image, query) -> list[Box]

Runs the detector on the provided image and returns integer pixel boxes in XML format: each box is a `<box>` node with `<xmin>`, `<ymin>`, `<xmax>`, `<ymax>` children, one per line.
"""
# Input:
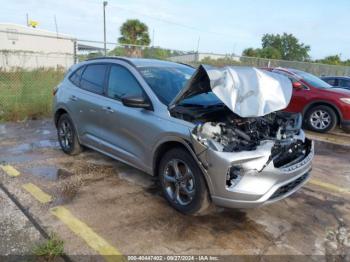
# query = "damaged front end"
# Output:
<box><xmin>189</xmin><ymin>111</ymin><xmax>314</xmax><ymax>208</ymax></box>
<box><xmin>170</xmin><ymin>65</ymin><xmax>313</xmax><ymax>208</ymax></box>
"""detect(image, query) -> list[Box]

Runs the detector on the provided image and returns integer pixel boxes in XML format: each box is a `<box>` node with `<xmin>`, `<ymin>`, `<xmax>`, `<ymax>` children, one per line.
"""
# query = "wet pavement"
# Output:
<box><xmin>0</xmin><ymin>119</ymin><xmax>349</xmax><ymax>259</ymax></box>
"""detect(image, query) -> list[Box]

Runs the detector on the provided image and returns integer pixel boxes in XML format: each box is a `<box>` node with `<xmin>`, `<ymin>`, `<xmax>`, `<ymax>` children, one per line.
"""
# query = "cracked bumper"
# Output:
<box><xmin>193</xmin><ymin>133</ymin><xmax>314</xmax><ymax>209</ymax></box>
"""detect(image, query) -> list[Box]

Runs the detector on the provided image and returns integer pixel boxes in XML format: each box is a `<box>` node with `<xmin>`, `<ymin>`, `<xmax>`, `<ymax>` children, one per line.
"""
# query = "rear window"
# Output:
<box><xmin>80</xmin><ymin>64</ymin><xmax>107</xmax><ymax>95</ymax></box>
<box><xmin>69</xmin><ymin>66</ymin><xmax>84</xmax><ymax>87</ymax></box>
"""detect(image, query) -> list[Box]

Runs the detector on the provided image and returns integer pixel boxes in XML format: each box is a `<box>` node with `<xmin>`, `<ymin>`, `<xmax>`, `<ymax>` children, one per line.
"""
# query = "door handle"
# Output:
<box><xmin>70</xmin><ymin>95</ymin><xmax>78</xmax><ymax>101</ymax></box>
<box><xmin>102</xmin><ymin>106</ymin><xmax>114</xmax><ymax>113</ymax></box>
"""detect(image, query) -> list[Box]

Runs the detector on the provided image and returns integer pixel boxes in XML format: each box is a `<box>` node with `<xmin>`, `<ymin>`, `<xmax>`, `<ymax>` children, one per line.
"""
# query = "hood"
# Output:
<box><xmin>169</xmin><ymin>65</ymin><xmax>293</xmax><ymax>117</ymax></box>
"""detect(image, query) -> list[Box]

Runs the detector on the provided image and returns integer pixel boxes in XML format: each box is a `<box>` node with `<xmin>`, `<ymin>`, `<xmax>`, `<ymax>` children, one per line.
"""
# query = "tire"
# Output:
<box><xmin>57</xmin><ymin>113</ymin><xmax>82</xmax><ymax>155</ymax></box>
<box><xmin>305</xmin><ymin>105</ymin><xmax>338</xmax><ymax>133</ymax></box>
<box><xmin>158</xmin><ymin>147</ymin><xmax>210</xmax><ymax>215</ymax></box>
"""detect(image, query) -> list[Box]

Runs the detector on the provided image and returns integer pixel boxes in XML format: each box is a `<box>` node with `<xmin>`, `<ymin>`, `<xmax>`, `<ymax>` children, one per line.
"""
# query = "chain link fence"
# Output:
<box><xmin>1</xmin><ymin>30</ymin><xmax>350</xmax><ymax>122</ymax></box>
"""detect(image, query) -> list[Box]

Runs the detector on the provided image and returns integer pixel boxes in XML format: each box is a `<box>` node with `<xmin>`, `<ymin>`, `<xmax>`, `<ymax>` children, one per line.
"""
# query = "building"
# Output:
<box><xmin>0</xmin><ymin>23</ymin><xmax>76</xmax><ymax>70</ymax></box>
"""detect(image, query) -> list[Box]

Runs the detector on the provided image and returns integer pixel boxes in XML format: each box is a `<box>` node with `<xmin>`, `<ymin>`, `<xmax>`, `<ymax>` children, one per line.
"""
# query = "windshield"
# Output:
<box><xmin>138</xmin><ymin>65</ymin><xmax>221</xmax><ymax>106</ymax></box>
<box><xmin>290</xmin><ymin>69</ymin><xmax>332</xmax><ymax>88</ymax></box>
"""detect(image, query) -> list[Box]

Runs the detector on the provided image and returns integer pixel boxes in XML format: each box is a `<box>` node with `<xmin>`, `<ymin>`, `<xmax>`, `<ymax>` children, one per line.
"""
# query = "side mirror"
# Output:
<box><xmin>121</xmin><ymin>95</ymin><xmax>153</xmax><ymax>110</ymax></box>
<box><xmin>292</xmin><ymin>82</ymin><xmax>303</xmax><ymax>89</ymax></box>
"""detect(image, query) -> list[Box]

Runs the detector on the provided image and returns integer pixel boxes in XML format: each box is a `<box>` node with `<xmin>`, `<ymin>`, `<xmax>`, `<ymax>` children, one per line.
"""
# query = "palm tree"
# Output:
<box><xmin>118</xmin><ymin>19</ymin><xmax>150</xmax><ymax>57</ymax></box>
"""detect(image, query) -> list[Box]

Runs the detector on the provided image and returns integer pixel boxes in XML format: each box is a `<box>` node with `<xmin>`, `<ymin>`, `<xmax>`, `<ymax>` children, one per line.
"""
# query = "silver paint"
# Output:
<box><xmin>54</xmin><ymin>58</ymin><xmax>313</xmax><ymax>209</ymax></box>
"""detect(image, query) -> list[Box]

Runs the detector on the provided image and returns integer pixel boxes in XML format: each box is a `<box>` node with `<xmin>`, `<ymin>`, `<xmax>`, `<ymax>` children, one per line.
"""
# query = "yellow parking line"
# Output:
<box><xmin>22</xmin><ymin>183</ymin><xmax>52</xmax><ymax>203</ymax></box>
<box><xmin>0</xmin><ymin>165</ymin><xmax>20</xmax><ymax>177</ymax></box>
<box><xmin>309</xmin><ymin>179</ymin><xmax>350</xmax><ymax>195</ymax></box>
<box><xmin>51</xmin><ymin>206</ymin><xmax>122</xmax><ymax>262</ymax></box>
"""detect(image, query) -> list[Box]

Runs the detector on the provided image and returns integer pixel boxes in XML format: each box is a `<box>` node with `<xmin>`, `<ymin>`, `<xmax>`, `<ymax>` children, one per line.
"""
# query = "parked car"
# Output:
<box><xmin>264</xmin><ymin>68</ymin><xmax>350</xmax><ymax>133</ymax></box>
<box><xmin>321</xmin><ymin>76</ymin><xmax>350</xmax><ymax>91</ymax></box>
<box><xmin>53</xmin><ymin>58</ymin><xmax>313</xmax><ymax>215</ymax></box>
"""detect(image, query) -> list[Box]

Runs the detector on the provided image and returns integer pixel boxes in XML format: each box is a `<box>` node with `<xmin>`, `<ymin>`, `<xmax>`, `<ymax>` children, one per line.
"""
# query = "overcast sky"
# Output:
<box><xmin>1</xmin><ymin>0</ymin><xmax>349</xmax><ymax>59</ymax></box>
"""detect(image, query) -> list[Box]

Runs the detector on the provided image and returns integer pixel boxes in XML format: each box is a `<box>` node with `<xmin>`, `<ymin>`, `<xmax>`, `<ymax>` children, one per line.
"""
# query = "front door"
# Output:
<box><xmin>97</xmin><ymin>63</ymin><xmax>158</xmax><ymax>170</ymax></box>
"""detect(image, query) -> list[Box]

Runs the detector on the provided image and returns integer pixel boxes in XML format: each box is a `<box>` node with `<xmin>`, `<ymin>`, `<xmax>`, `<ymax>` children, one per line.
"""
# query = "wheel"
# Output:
<box><xmin>305</xmin><ymin>105</ymin><xmax>338</xmax><ymax>133</ymax></box>
<box><xmin>57</xmin><ymin>113</ymin><xmax>82</xmax><ymax>155</ymax></box>
<box><xmin>158</xmin><ymin>147</ymin><xmax>210</xmax><ymax>215</ymax></box>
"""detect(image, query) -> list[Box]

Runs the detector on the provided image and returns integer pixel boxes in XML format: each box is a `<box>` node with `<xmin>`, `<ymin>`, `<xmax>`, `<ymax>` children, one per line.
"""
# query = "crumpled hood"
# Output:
<box><xmin>169</xmin><ymin>65</ymin><xmax>293</xmax><ymax>117</ymax></box>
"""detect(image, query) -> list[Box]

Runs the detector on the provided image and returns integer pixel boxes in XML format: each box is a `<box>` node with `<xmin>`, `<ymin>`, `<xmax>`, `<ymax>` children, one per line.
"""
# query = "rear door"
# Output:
<box><xmin>66</xmin><ymin>63</ymin><xmax>109</xmax><ymax>148</ymax></box>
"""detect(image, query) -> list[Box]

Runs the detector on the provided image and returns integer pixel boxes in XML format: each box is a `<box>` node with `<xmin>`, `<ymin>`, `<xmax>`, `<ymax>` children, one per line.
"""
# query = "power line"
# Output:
<box><xmin>113</xmin><ymin>5</ymin><xmax>235</xmax><ymax>39</ymax></box>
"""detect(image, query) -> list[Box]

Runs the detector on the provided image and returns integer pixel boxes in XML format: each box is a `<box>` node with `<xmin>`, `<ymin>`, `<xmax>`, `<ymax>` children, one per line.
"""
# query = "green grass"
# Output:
<box><xmin>0</xmin><ymin>69</ymin><xmax>65</xmax><ymax>122</ymax></box>
<box><xmin>32</xmin><ymin>233</ymin><xmax>64</xmax><ymax>261</ymax></box>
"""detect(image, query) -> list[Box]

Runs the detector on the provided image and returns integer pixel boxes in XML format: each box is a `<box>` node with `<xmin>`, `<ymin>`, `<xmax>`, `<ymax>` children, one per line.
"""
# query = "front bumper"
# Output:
<box><xmin>193</xmin><ymin>132</ymin><xmax>314</xmax><ymax>209</ymax></box>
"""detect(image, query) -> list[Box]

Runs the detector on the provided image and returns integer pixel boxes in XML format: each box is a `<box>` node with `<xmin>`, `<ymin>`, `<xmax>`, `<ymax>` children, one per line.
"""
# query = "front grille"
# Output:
<box><xmin>269</xmin><ymin>172</ymin><xmax>309</xmax><ymax>200</ymax></box>
<box><xmin>272</xmin><ymin>138</ymin><xmax>312</xmax><ymax>168</ymax></box>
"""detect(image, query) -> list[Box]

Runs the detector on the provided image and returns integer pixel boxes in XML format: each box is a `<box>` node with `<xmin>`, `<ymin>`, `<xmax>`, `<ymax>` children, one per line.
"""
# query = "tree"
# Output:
<box><xmin>242</xmin><ymin>33</ymin><xmax>310</xmax><ymax>61</ymax></box>
<box><xmin>143</xmin><ymin>47</ymin><xmax>172</xmax><ymax>60</ymax></box>
<box><xmin>315</xmin><ymin>55</ymin><xmax>342</xmax><ymax>65</ymax></box>
<box><xmin>242</xmin><ymin>47</ymin><xmax>259</xmax><ymax>57</ymax></box>
<box><xmin>243</xmin><ymin>47</ymin><xmax>282</xmax><ymax>59</ymax></box>
<box><xmin>258</xmin><ymin>46</ymin><xmax>282</xmax><ymax>59</ymax></box>
<box><xmin>109</xmin><ymin>46</ymin><xmax>127</xmax><ymax>56</ymax></box>
<box><xmin>118</xmin><ymin>19</ymin><xmax>150</xmax><ymax>57</ymax></box>
<box><xmin>261</xmin><ymin>33</ymin><xmax>310</xmax><ymax>61</ymax></box>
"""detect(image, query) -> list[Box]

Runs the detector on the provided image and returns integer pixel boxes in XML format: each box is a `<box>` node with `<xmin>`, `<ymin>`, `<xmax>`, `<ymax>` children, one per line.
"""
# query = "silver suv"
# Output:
<box><xmin>53</xmin><ymin>57</ymin><xmax>313</xmax><ymax>215</ymax></box>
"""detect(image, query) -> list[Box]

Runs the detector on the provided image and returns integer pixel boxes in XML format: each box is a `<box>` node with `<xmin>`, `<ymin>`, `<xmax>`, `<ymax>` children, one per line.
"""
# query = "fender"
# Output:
<box><xmin>302</xmin><ymin>100</ymin><xmax>343</xmax><ymax>120</ymax></box>
<box><xmin>152</xmin><ymin>135</ymin><xmax>215</xmax><ymax>195</ymax></box>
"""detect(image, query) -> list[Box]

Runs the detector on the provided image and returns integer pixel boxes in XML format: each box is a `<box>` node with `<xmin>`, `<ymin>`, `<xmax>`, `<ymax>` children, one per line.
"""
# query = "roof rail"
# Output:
<box><xmin>86</xmin><ymin>56</ymin><xmax>136</xmax><ymax>67</ymax></box>
<box><xmin>85</xmin><ymin>56</ymin><xmax>195</xmax><ymax>69</ymax></box>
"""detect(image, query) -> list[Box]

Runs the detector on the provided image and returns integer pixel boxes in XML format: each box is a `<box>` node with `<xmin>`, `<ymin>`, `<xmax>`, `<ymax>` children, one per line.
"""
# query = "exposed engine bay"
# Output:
<box><xmin>171</xmin><ymin>104</ymin><xmax>312</xmax><ymax>169</ymax></box>
<box><xmin>192</xmin><ymin>111</ymin><xmax>302</xmax><ymax>153</ymax></box>
<box><xmin>170</xmin><ymin>65</ymin><xmax>312</xmax><ymax>171</ymax></box>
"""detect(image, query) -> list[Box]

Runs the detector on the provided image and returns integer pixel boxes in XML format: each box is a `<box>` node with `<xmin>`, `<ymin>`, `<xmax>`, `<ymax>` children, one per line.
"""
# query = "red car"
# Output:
<box><xmin>263</xmin><ymin>67</ymin><xmax>350</xmax><ymax>133</ymax></box>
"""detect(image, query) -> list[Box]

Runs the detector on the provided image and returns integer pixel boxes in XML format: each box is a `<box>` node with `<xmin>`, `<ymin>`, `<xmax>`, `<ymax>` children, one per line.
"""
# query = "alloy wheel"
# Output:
<box><xmin>58</xmin><ymin>120</ymin><xmax>73</xmax><ymax>151</ymax></box>
<box><xmin>310</xmin><ymin>110</ymin><xmax>331</xmax><ymax>130</ymax></box>
<box><xmin>162</xmin><ymin>159</ymin><xmax>196</xmax><ymax>206</ymax></box>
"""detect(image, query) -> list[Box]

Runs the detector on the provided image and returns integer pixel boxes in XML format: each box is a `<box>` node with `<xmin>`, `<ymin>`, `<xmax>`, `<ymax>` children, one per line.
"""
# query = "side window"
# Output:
<box><xmin>107</xmin><ymin>65</ymin><xmax>144</xmax><ymax>100</ymax></box>
<box><xmin>69</xmin><ymin>66</ymin><xmax>84</xmax><ymax>87</ymax></box>
<box><xmin>80</xmin><ymin>64</ymin><xmax>107</xmax><ymax>95</ymax></box>
<box><xmin>273</xmin><ymin>70</ymin><xmax>307</xmax><ymax>89</ymax></box>
<box><xmin>324</xmin><ymin>78</ymin><xmax>337</xmax><ymax>86</ymax></box>
<box><xmin>340</xmin><ymin>79</ymin><xmax>350</xmax><ymax>88</ymax></box>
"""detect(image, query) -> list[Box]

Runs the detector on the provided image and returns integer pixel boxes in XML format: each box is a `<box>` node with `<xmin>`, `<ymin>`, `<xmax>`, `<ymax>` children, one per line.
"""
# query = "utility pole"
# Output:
<box><xmin>103</xmin><ymin>1</ymin><xmax>108</xmax><ymax>56</ymax></box>
<box><xmin>195</xmin><ymin>36</ymin><xmax>200</xmax><ymax>63</ymax></box>
<box><xmin>54</xmin><ymin>15</ymin><xmax>59</xmax><ymax>38</ymax></box>
<box><xmin>152</xmin><ymin>29</ymin><xmax>155</xmax><ymax>47</ymax></box>
<box><xmin>196</xmin><ymin>36</ymin><xmax>200</xmax><ymax>53</ymax></box>
<box><xmin>26</xmin><ymin>13</ymin><xmax>29</xmax><ymax>26</ymax></box>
